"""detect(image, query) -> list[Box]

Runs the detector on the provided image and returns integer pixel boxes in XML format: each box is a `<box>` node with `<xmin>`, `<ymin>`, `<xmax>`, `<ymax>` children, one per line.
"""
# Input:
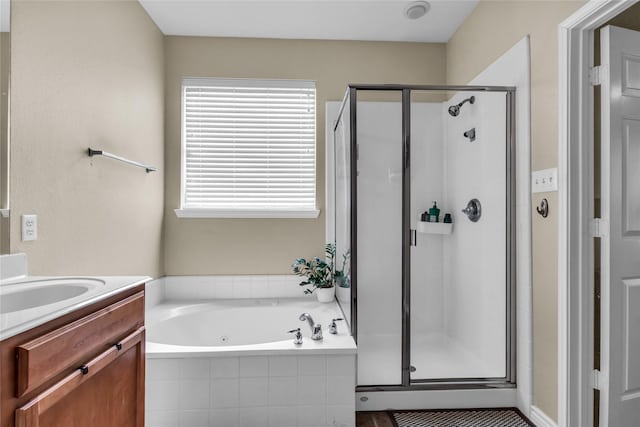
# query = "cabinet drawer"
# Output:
<box><xmin>15</xmin><ymin>327</ymin><xmax>145</xmax><ymax>427</ymax></box>
<box><xmin>15</xmin><ymin>291</ymin><xmax>144</xmax><ymax>397</ymax></box>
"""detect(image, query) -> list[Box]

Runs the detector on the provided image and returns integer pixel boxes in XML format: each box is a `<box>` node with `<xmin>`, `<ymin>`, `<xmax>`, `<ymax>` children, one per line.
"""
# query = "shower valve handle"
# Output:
<box><xmin>288</xmin><ymin>328</ymin><xmax>303</xmax><ymax>345</ymax></box>
<box><xmin>462</xmin><ymin>198</ymin><xmax>482</xmax><ymax>222</ymax></box>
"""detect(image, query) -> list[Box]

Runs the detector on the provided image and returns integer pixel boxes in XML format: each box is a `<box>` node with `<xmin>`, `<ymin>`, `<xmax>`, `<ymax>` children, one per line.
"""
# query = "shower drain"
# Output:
<box><xmin>220</xmin><ymin>336</ymin><xmax>229</xmax><ymax>343</ymax></box>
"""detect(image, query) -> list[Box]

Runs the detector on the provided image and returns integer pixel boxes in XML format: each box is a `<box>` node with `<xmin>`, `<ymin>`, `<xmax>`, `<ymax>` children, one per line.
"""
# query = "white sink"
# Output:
<box><xmin>0</xmin><ymin>278</ymin><xmax>106</xmax><ymax>313</ymax></box>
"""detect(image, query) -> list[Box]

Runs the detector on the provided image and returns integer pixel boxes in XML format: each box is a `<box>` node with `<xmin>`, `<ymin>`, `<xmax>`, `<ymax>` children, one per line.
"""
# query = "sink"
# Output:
<box><xmin>0</xmin><ymin>278</ymin><xmax>106</xmax><ymax>313</ymax></box>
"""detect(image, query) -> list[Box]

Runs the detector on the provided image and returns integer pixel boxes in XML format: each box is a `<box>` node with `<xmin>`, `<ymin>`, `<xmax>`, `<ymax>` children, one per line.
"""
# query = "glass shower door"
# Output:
<box><xmin>409</xmin><ymin>90</ymin><xmax>510</xmax><ymax>382</ymax></box>
<box><xmin>334</xmin><ymin>99</ymin><xmax>351</xmax><ymax>326</ymax></box>
<box><xmin>333</xmin><ymin>85</ymin><xmax>516</xmax><ymax>390</ymax></box>
<box><xmin>354</xmin><ymin>92</ymin><xmax>404</xmax><ymax>386</ymax></box>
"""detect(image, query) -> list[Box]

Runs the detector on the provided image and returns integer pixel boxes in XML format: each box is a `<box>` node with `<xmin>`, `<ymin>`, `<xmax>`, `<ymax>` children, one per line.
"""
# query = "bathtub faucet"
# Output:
<box><xmin>299</xmin><ymin>313</ymin><xmax>323</xmax><ymax>340</ymax></box>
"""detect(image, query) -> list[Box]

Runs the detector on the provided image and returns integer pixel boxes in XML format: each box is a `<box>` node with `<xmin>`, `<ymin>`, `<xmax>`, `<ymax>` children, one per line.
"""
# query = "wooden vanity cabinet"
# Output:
<box><xmin>0</xmin><ymin>284</ymin><xmax>145</xmax><ymax>427</ymax></box>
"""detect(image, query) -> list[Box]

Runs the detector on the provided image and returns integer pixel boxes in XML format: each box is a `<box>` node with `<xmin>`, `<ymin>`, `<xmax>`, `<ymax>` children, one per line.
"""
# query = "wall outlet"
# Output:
<box><xmin>532</xmin><ymin>168</ymin><xmax>558</xmax><ymax>193</ymax></box>
<box><xmin>21</xmin><ymin>214</ymin><xmax>38</xmax><ymax>241</ymax></box>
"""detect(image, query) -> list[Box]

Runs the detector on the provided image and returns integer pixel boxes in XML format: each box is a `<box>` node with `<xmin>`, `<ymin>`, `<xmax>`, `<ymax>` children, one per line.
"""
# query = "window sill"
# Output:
<box><xmin>174</xmin><ymin>208</ymin><xmax>321</xmax><ymax>219</ymax></box>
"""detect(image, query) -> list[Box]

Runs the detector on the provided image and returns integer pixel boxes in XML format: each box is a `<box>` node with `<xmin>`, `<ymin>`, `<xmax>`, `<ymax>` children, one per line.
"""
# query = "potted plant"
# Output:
<box><xmin>292</xmin><ymin>243</ymin><xmax>337</xmax><ymax>303</ymax></box>
<box><xmin>334</xmin><ymin>249</ymin><xmax>350</xmax><ymax>303</ymax></box>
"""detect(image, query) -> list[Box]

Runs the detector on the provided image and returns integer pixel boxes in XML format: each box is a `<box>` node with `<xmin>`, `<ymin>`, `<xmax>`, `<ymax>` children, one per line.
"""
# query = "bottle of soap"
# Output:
<box><xmin>429</xmin><ymin>201</ymin><xmax>441</xmax><ymax>223</ymax></box>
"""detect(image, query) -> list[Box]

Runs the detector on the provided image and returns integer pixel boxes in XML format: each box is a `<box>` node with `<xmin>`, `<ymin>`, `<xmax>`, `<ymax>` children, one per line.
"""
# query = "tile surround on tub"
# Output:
<box><xmin>146</xmin><ymin>355</ymin><xmax>356</xmax><ymax>427</ymax></box>
<box><xmin>146</xmin><ymin>275</ymin><xmax>313</xmax><ymax>306</ymax></box>
<box><xmin>0</xmin><ymin>253</ymin><xmax>28</xmax><ymax>281</ymax></box>
<box><xmin>144</xmin><ymin>278</ymin><xmax>356</xmax><ymax>426</ymax></box>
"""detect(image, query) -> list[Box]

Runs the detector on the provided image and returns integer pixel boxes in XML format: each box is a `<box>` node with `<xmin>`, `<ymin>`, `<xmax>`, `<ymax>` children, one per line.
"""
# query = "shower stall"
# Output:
<box><xmin>332</xmin><ymin>85</ymin><xmax>516</xmax><ymax>390</ymax></box>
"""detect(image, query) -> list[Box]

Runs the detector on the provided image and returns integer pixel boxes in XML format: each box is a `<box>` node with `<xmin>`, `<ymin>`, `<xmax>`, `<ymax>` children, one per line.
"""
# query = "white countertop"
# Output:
<box><xmin>0</xmin><ymin>275</ymin><xmax>149</xmax><ymax>340</ymax></box>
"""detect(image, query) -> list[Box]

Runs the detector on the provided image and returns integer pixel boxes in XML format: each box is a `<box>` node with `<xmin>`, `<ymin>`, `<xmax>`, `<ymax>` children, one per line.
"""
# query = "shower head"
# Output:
<box><xmin>447</xmin><ymin>96</ymin><xmax>475</xmax><ymax>117</ymax></box>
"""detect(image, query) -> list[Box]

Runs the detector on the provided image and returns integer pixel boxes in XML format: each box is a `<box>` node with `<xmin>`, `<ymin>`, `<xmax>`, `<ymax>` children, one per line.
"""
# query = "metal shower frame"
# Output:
<box><xmin>333</xmin><ymin>84</ymin><xmax>517</xmax><ymax>391</ymax></box>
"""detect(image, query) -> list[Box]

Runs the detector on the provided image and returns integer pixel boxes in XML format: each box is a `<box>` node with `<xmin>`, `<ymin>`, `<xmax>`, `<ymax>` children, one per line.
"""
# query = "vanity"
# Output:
<box><xmin>0</xmin><ymin>254</ymin><xmax>148</xmax><ymax>427</ymax></box>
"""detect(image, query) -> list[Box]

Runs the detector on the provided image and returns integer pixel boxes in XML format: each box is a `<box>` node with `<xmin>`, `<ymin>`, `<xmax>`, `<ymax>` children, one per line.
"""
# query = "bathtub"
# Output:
<box><xmin>145</xmin><ymin>276</ymin><xmax>357</xmax><ymax>427</ymax></box>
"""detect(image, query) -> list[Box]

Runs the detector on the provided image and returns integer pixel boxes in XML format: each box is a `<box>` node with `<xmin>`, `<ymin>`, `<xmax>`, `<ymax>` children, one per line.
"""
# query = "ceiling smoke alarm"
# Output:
<box><xmin>404</xmin><ymin>1</ymin><xmax>431</xmax><ymax>20</ymax></box>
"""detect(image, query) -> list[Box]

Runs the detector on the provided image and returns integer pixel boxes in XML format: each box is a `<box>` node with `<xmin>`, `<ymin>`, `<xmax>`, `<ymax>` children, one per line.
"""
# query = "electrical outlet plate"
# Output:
<box><xmin>21</xmin><ymin>214</ymin><xmax>37</xmax><ymax>241</ymax></box>
<box><xmin>532</xmin><ymin>168</ymin><xmax>558</xmax><ymax>193</ymax></box>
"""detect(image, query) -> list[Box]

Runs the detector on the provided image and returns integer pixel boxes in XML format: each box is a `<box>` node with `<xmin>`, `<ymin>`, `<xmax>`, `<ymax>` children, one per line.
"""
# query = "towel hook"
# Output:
<box><xmin>536</xmin><ymin>198</ymin><xmax>549</xmax><ymax>218</ymax></box>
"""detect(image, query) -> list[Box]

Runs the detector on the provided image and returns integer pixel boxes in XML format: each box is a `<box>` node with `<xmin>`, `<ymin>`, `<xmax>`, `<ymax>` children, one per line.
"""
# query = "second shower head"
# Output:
<box><xmin>448</xmin><ymin>96</ymin><xmax>475</xmax><ymax>117</ymax></box>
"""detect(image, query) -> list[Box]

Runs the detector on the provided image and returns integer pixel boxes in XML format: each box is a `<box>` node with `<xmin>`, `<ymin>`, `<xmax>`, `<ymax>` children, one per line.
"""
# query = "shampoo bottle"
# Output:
<box><xmin>429</xmin><ymin>201</ymin><xmax>441</xmax><ymax>223</ymax></box>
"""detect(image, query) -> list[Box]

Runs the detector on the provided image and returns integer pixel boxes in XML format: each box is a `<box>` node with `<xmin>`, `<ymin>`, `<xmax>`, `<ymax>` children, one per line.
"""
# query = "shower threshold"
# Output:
<box><xmin>356</xmin><ymin>332</ymin><xmax>513</xmax><ymax>390</ymax></box>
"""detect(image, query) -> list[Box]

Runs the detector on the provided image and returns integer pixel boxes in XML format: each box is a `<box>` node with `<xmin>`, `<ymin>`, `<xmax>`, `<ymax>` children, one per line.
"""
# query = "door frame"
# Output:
<box><xmin>558</xmin><ymin>1</ymin><xmax>639</xmax><ymax>426</ymax></box>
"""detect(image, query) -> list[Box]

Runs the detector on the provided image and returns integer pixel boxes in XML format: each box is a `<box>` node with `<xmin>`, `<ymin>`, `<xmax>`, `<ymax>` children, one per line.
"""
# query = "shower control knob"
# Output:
<box><xmin>462</xmin><ymin>199</ymin><xmax>482</xmax><ymax>222</ymax></box>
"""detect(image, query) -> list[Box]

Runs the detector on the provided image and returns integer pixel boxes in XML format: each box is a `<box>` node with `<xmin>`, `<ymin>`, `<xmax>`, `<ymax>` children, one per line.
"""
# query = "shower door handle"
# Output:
<box><xmin>410</xmin><ymin>229</ymin><xmax>417</xmax><ymax>246</ymax></box>
<box><xmin>404</xmin><ymin>138</ymin><xmax>410</xmax><ymax>169</ymax></box>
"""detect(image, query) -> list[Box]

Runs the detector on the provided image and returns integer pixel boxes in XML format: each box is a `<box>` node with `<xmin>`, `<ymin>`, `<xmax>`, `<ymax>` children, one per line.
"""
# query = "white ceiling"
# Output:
<box><xmin>138</xmin><ymin>0</ymin><xmax>479</xmax><ymax>43</ymax></box>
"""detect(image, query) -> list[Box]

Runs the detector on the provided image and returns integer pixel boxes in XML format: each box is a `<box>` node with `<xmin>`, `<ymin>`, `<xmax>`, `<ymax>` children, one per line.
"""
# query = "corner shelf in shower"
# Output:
<box><xmin>417</xmin><ymin>221</ymin><xmax>453</xmax><ymax>235</ymax></box>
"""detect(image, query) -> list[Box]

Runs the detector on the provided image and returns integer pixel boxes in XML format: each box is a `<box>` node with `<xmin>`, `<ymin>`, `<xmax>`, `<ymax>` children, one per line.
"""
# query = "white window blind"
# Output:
<box><xmin>180</xmin><ymin>78</ymin><xmax>317</xmax><ymax>217</ymax></box>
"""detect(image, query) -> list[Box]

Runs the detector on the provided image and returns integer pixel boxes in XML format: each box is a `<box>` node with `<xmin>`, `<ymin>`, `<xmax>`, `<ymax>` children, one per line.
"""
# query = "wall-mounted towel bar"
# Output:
<box><xmin>87</xmin><ymin>148</ymin><xmax>157</xmax><ymax>173</ymax></box>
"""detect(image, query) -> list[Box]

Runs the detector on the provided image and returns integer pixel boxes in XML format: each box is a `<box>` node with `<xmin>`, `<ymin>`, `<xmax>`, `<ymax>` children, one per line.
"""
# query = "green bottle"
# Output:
<box><xmin>429</xmin><ymin>201</ymin><xmax>441</xmax><ymax>223</ymax></box>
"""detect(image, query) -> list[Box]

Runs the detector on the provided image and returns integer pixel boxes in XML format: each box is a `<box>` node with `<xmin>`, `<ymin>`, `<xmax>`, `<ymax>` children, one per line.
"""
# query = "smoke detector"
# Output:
<box><xmin>404</xmin><ymin>1</ymin><xmax>430</xmax><ymax>20</ymax></box>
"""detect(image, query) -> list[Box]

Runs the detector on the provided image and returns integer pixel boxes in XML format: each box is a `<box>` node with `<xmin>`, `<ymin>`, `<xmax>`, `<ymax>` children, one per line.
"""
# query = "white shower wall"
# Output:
<box><xmin>442</xmin><ymin>92</ymin><xmax>507</xmax><ymax>378</ymax></box>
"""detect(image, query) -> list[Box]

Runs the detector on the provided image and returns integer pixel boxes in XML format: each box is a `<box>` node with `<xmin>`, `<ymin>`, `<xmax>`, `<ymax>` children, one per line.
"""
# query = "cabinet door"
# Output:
<box><xmin>15</xmin><ymin>328</ymin><xmax>145</xmax><ymax>427</ymax></box>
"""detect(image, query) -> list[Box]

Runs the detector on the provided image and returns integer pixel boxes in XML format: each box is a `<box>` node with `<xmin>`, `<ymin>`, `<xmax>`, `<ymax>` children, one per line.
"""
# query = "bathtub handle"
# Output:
<box><xmin>288</xmin><ymin>328</ymin><xmax>303</xmax><ymax>345</ymax></box>
<box><xmin>329</xmin><ymin>318</ymin><xmax>344</xmax><ymax>335</ymax></box>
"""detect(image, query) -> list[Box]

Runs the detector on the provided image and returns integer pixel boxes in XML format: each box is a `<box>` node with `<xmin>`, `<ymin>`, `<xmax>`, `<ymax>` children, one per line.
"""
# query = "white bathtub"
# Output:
<box><xmin>145</xmin><ymin>276</ymin><xmax>357</xmax><ymax>427</ymax></box>
<box><xmin>147</xmin><ymin>298</ymin><xmax>356</xmax><ymax>356</ymax></box>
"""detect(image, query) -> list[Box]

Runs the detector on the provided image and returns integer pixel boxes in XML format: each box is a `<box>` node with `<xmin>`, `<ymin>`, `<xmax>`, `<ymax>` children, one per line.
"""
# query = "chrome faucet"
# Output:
<box><xmin>299</xmin><ymin>313</ymin><xmax>323</xmax><ymax>340</ymax></box>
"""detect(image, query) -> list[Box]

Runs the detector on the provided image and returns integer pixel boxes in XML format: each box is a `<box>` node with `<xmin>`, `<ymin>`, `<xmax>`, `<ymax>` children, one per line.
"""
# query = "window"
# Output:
<box><xmin>176</xmin><ymin>78</ymin><xmax>318</xmax><ymax>218</ymax></box>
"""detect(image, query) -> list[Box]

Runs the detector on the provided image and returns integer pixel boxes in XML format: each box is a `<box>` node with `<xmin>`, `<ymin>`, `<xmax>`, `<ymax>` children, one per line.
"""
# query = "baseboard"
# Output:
<box><xmin>529</xmin><ymin>406</ymin><xmax>557</xmax><ymax>427</ymax></box>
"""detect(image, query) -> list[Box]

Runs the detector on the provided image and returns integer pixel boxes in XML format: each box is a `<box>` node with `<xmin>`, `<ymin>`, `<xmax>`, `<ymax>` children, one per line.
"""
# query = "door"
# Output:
<box><xmin>600</xmin><ymin>25</ymin><xmax>640</xmax><ymax>427</ymax></box>
<box><xmin>407</xmin><ymin>90</ymin><xmax>512</xmax><ymax>384</ymax></box>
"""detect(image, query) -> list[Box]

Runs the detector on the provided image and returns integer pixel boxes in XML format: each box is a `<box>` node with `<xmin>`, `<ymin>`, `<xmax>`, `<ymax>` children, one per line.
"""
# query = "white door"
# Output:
<box><xmin>600</xmin><ymin>25</ymin><xmax>640</xmax><ymax>427</ymax></box>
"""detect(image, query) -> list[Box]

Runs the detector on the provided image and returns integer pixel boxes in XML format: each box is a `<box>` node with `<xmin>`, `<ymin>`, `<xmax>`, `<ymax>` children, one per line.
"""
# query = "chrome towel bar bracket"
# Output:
<box><xmin>87</xmin><ymin>148</ymin><xmax>157</xmax><ymax>173</ymax></box>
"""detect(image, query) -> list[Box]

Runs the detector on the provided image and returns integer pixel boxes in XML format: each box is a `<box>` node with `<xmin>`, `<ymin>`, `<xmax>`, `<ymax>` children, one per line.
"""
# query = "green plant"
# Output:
<box><xmin>334</xmin><ymin>249</ymin><xmax>351</xmax><ymax>288</ymax></box>
<box><xmin>292</xmin><ymin>243</ymin><xmax>336</xmax><ymax>294</ymax></box>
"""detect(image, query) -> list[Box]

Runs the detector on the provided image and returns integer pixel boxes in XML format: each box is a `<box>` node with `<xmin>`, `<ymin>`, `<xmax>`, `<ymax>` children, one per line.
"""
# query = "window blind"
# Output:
<box><xmin>182</xmin><ymin>78</ymin><xmax>317</xmax><ymax>213</ymax></box>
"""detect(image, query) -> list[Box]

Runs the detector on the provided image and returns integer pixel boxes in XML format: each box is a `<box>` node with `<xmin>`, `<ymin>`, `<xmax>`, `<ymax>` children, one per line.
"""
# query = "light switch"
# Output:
<box><xmin>532</xmin><ymin>168</ymin><xmax>558</xmax><ymax>193</ymax></box>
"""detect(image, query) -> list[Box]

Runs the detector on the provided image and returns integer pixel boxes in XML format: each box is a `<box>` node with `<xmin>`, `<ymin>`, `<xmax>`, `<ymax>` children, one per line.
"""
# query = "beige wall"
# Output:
<box><xmin>163</xmin><ymin>37</ymin><xmax>445</xmax><ymax>274</ymax></box>
<box><xmin>1</xmin><ymin>31</ymin><xmax>9</xmax><ymax>254</ymax></box>
<box><xmin>10</xmin><ymin>0</ymin><xmax>165</xmax><ymax>276</ymax></box>
<box><xmin>446</xmin><ymin>0</ymin><xmax>585</xmax><ymax>421</ymax></box>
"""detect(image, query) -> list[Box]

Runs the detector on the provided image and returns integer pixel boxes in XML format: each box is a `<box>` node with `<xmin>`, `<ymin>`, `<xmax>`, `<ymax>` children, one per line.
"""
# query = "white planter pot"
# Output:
<box><xmin>336</xmin><ymin>286</ymin><xmax>350</xmax><ymax>303</ymax></box>
<box><xmin>316</xmin><ymin>286</ymin><xmax>335</xmax><ymax>303</ymax></box>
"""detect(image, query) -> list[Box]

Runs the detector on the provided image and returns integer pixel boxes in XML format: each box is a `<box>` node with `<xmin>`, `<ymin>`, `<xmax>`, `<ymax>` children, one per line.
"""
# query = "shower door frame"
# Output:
<box><xmin>335</xmin><ymin>84</ymin><xmax>517</xmax><ymax>391</ymax></box>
